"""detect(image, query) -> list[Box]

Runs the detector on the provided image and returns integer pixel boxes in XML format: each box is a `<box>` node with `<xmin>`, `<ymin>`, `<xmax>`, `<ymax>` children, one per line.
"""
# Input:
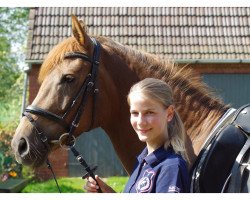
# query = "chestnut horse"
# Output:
<box><xmin>11</xmin><ymin>16</ymin><xmax>248</xmax><ymax>192</ymax></box>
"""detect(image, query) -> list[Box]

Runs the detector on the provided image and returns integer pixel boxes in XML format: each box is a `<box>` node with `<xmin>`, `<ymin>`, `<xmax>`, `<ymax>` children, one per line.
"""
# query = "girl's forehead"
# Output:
<box><xmin>129</xmin><ymin>91</ymin><xmax>148</xmax><ymax>100</ymax></box>
<box><xmin>129</xmin><ymin>91</ymin><xmax>161</xmax><ymax>107</ymax></box>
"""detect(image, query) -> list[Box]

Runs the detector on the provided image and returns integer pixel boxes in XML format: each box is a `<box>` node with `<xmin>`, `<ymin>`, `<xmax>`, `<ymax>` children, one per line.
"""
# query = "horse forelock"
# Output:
<box><xmin>38</xmin><ymin>37</ymin><xmax>85</xmax><ymax>83</ymax></box>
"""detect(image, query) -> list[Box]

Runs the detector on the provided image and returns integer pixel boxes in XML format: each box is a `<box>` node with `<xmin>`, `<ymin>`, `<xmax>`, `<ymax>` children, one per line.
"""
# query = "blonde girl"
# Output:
<box><xmin>84</xmin><ymin>78</ymin><xmax>190</xmax><ymax>193</ymax></box>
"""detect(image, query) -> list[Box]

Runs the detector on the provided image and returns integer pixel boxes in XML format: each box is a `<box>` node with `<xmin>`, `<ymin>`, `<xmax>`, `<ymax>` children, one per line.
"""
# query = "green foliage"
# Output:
<box><xmin>0</xmin><ymin>7</ymin><xmax>30</xmax><ymax>181</ymax></box>
<box><xmin>0</xmin><ymin>130</ymin><xmax>22</xmax><ymax>182</ymax></box>
<box><xmin>0</xmin><ymin>7</ymin><xmax>29</xmax><ymax>45</ymax></box>
<box><xmin>0</xmin><ymin>8</ymin><xmax>29</xmax><ymax>131</ymax></box>
<box><xmin>0</xmin><ymin>7</ymin><xmax>29</xmax><ymax>74</ymax></box>
<box><xmin>21</xmin><ymin>165</ymin><xmax>35</xmax><ymax>180</ymax></box>
<box><xmin>0</xmin><ymin>73</ymin><xmax>24</xmax><ymax>131</ymax></box>
<box><xmin>21</xmin><ymin>177</ymin><xmax>128</xmax><ymax>193</ymax></box>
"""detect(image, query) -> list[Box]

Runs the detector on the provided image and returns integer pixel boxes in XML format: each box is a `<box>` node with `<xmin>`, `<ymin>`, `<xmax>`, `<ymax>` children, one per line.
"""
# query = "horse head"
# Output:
<box><xmin>11</xmin><ymin>15</ymin><xmax>117</xmax><ymax>168</ymax></box>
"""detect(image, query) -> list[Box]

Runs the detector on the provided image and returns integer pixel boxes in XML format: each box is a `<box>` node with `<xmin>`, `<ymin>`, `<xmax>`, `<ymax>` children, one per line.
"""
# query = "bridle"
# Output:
<box><xmin>22</xmin><ymin>38</ymin><xmax>102</xmax><ymax>192</ymax></box>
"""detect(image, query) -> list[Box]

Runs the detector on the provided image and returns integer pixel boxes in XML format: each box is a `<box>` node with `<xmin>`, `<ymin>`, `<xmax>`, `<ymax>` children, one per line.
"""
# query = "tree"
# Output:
<box><xmin>0</xmin><ymin>8</ymin><xmax>29</xmax><ymax>130</ymax></box>
<box><xmin>0</xmin><ymin>8</ymin><xmax>30</xmax><ymax>180</ymax></box>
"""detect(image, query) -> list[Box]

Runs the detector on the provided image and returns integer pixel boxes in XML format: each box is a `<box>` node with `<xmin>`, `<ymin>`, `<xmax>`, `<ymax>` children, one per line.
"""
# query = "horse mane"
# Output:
<box><xmin>97</xmin><ymin>36</ymin><xmax>229</xmax><ymax>112</ymax></box>
<box><xmin>38</xmin><ymin>37</ymin><xmax>85</xmax><ymax>83</ymax></box>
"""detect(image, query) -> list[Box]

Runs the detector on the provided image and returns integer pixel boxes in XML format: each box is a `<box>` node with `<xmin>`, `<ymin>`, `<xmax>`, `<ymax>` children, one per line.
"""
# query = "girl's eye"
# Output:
<box><xmin>130</xmin><ymin>111</ymin><xmax>138</xmax><ymax>115</ymax></box>
<box><xmin>62</xmin><ymin>75</ymin><xmax>75</xmax><ymax>83</ymax></box>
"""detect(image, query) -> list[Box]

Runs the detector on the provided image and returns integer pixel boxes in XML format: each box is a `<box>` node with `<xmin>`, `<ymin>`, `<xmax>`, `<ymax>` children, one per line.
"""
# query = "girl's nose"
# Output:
<box><xmin>137</xmin><ymin>114</ymin><xmax>146</xmax><ymax>125</ymax></box>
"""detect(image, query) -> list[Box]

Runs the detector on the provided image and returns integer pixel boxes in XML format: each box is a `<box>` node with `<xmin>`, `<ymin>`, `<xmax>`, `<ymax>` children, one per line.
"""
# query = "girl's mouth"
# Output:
<box><xmin>137</xmin><ymin>128</ymin><xmax>151</xmax><ymax>134</ymax></box>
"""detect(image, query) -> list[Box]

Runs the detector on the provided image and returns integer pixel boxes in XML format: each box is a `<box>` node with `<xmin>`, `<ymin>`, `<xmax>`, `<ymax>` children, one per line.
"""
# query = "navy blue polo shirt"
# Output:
<box><xmin>123</xmin><ymin>145</ymin><xmax>190</xmax><ymax>193</ymax></box>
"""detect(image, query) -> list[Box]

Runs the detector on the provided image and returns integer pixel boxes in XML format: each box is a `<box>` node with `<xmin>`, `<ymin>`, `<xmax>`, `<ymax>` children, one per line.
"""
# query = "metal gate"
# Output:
<box><xmin>68</xmin><ymin>128</ymin><xmax>127</xmax><ymax>177</ymax></box>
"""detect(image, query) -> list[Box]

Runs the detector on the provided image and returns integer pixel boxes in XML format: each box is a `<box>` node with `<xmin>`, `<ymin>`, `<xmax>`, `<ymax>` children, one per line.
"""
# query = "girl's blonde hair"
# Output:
<box><xmin>127</xmin><ymin>78</ymin><xmax>188</xmax><ymax>163</ymax></box>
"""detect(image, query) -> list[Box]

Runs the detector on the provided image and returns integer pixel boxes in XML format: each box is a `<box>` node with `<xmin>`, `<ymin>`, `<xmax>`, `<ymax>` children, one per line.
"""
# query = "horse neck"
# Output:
<box><xmin>95</xmin><ymin>42</ymin><xmax>144</xmax><ymax>174</ymax></box>
<box><xmin>176</xmin><ymin>97</ymin><xmax>227</xmax><ymax>165</ymax></box>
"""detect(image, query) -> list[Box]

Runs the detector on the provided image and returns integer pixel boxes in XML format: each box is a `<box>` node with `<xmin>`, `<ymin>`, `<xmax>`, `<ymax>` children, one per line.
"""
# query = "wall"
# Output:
<box><xmin>180</xmin><ymin>62</ymin><xmax>250</xmax><ymax>108</ymax></box>
<box><xmin>184</xmin><ymin>63</ymin><xmax>250</xmax><ymax>74</ymax></box>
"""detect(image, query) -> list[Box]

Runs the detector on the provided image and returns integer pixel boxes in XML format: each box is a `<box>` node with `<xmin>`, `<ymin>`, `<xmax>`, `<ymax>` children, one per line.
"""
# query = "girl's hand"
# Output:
<box><xmin>83</xmin><ymin>175</ymin><xmax>116</xmax><ymax>193</ymax></box>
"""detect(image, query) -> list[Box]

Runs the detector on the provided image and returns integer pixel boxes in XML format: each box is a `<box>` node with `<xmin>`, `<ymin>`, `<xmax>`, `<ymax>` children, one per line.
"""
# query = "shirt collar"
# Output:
<box><xmin>137</xmin><ymin>145</ymin><xmax>173</xmax><ymax>166</ymax></box>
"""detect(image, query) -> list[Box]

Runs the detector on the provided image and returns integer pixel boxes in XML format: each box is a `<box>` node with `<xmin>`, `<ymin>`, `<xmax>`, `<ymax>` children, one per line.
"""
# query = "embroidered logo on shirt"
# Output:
<box><xmin>168</xmin><ymin>185</ymin><xmax>181</xmax><ymax>193</ymax></box>
<box><xmin>136</xmin><ymin>169</ymin><xmax>155</xmax><ymax>193</ymax></box>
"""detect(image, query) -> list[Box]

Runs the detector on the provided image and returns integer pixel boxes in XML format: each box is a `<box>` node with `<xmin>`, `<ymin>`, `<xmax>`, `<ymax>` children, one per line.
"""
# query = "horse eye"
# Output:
<box><xmin>62</xmin><ymin>75</ymin><xmax>75</xmax><ymax>83</ymax></box>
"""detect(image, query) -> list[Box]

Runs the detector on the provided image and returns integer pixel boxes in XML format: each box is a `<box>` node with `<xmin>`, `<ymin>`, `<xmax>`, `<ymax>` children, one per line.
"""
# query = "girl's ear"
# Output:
<box><xmin>166</xmin><ymin>105</ymin><xmax>175</xmax><ymax>122</ymax></box>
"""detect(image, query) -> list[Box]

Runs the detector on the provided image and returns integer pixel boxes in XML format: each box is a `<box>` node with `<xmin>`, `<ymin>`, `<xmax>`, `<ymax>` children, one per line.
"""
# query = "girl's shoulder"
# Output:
<box><xmin>161</xmin><ymin>151</ymin><xmax>188</xmax><ymax>169</ymax></box>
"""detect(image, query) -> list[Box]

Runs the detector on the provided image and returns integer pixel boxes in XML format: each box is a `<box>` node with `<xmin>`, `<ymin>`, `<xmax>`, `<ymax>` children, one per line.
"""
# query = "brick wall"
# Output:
<box><xmin>180</xmin><ymin>63</ymin><xmax>250</xmax><ymax>74</ymax></box>
<box><xmin>28</xmin><ymin>64</ymin><xmax>68</xmax><ymax>179</ymax></box>
<box><xmin>35</xmin><ymin>148</ymin><xmax>68</xmax><ymax>180</ymax></box>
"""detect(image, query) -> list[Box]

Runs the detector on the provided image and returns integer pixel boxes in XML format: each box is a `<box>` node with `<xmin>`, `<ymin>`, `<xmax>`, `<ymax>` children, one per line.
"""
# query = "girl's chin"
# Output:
<box><xmin>137</xmin><ymin>135</ymin><xmax>148</xmax><ymax>142</ymax></box>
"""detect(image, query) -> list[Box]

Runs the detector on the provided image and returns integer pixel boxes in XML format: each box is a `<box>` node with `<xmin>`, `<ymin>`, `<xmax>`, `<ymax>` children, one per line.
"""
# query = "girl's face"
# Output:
<box><xmin>129</xmin><ymin>91</ymin><xmax>174</xmax><ymax>149</ymax></box>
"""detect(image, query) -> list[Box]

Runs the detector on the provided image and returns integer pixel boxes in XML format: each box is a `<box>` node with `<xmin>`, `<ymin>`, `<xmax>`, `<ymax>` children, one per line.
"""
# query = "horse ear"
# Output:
<box><xmin>78</xmin><ymin>19</ymin><xmax>85</xmax><ymax>28</ymax></box>
<box><xmin>71</xmin><ymin>15</ymin><xmax>91</xmax><ymax>47</ymax></box>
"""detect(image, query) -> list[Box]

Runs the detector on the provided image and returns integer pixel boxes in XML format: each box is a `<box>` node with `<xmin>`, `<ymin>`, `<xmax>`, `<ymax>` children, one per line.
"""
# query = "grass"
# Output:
<box><xmin>105</xmin><ymin>176</ymin><xmax>129</xmax><ymax>193</ymax></box>
<box><xmin>21</xmin><ymin>176</ymin><xmax>129</xmax><ymax>193</ymax></box>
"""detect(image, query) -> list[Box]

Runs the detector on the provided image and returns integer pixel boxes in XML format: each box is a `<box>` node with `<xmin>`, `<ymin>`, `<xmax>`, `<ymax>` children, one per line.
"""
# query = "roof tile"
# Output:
<box><xmin>26</xmin><ymin>7</ymin><xmax>250</xmax><ymax>61</ymax></box>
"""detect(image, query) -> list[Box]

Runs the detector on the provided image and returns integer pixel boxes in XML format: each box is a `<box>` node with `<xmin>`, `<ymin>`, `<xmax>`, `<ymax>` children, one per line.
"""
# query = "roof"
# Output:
<box><xmin>26</xmin><ymin>7</ymin><xmax>250</xmax><ymax>63</ymax></box>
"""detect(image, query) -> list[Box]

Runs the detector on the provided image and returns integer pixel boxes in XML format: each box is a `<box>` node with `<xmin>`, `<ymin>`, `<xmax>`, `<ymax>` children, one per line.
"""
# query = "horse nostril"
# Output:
<box><xmin>18</xmin><ymin>138</ymin><xmax>29</xmax><ymax>157</ymax></box>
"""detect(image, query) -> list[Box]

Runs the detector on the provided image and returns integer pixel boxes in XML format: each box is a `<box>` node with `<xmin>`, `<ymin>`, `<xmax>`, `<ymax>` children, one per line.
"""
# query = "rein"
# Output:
<box><xmin>22</xmin><ymin>38</ymin><xmax>102</xmax><ymax>193</ymax></box>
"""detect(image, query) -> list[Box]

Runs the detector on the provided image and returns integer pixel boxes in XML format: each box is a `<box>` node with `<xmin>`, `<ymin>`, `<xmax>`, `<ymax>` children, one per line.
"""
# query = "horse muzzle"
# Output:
<box><xmin>11</xmin><ymin>132</ymin><xmax>49</xmax><ymax>168</ymax></box>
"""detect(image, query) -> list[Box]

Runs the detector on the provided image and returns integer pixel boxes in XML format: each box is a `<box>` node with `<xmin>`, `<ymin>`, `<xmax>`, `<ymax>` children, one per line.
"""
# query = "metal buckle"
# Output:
<box><xmin>37</xmin><ymin>132</ymin><xmax>48</xmax><ymax>143</ymax></box>
<box><xmin>40</xmin><ymin>135</ymin><xmax>48</xmax><ymax>143</ymax></box>
<box><xmin>59</xmin><ymin>133</ymin><xmax>76</xmax><ymax>150</ymax></box>
<box><xmin>87</xmin><ymin>82</ymin><xmax>94</xmax><ymax>91</ymax></box>
<box><xmin>72</xmin><ymin>122</ymin><xmax>79</xmax><ymax>127</ymax></box>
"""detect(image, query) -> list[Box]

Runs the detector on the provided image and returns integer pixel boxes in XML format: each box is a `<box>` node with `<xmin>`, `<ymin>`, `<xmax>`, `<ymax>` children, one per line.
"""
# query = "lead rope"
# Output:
<box><xmin>46</xmin><ymin>159</ymin><xmax>62</xmax><ymax>193</ymax></box>
<box><xmin>70</xmin><ymin>147</ymin><xmax>102</xmax><ymax>193</ymax></box>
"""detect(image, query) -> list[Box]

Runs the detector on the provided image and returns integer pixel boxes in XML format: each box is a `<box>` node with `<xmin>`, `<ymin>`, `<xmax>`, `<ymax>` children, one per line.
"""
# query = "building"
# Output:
<box><xmin>25</xmin><ymin>7</ymin><xmax>250</xmax><ymax>179</ymax></box>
